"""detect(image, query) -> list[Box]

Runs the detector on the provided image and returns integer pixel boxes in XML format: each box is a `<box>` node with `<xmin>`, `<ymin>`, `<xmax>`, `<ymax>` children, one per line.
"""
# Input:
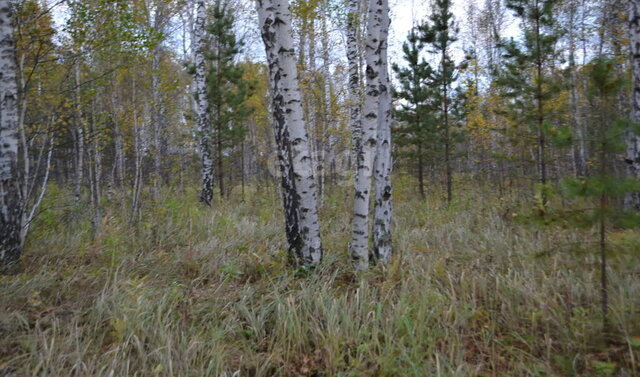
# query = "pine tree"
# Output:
<box><xmin>205</xmin><ymin>0</ymin><xmax>253</xmax><ymax>197</ymax></box>
<box><xmin>498</xmin><ymin>0</ymin><xmax>561</xmax><ymax>210</ymax></box>
<box><xmin>418</xmin><ymin>0</ymin><xmax>460</xmax><ymax>204</ymax></box>
<box><xmin>560</xmin><ymin>58</ymin><xmax>640</xmax><ymax>336</ymax></box>
<box><xmin>392</xmin><ymin>28</ymin><xmax>435</xmax><ymax>199</ymax></box>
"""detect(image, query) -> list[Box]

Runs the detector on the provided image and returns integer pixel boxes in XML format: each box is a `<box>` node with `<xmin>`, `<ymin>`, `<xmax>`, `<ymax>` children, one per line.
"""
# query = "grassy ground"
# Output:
<box><xmin>1</xmin><ymin>177</ymin><xmax>639</xmax><ymax>376</ymax></box>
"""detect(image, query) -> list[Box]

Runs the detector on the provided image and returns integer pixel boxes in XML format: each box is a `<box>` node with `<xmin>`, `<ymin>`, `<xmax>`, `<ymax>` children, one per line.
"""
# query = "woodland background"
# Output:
<box><xmin>0</xmin><ymin>0</ymin><xmax>639</xmax><ymax>375</ymax></box>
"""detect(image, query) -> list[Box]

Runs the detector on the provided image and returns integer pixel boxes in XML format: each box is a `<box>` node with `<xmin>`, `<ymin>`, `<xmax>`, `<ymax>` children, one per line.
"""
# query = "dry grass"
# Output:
<box><xmin>1</xmin><ymin>177</ymin><xmax>639</xmax><ymax>376</ymax></box>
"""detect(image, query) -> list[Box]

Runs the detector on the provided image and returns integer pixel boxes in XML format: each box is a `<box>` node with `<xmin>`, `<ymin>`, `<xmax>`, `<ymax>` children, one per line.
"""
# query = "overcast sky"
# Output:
<box><xmin>51</xmin><ymin>0</ymin><xmax>519</xmax><ymax>70</ymax></box>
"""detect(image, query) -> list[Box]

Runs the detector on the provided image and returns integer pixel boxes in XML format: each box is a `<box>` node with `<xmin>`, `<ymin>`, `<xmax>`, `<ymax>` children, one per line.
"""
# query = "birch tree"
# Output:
<box><xmin>627</xmin><ymin>0</ymin><xmax>640</xmax><ymax>210</ymax></box>
<box><xmin>346</xmin><ymin>0</ymin><xmax>362</xmax><ymax>165</ymax></box>
<box><xmin>257</xmin><ymin>0</ymin><xmax>323</xmax><ymax>266</ymax></box>
<box><xmin>195</xmin><ymin>0</ymin><xmax>214</xmax><ymax>205</ymax></box>
<box><xmin>350</xmin><ymin>0</ymin><xmax>383</xmax><ymax>270</ymax></box>
<box><xmin>1</xmin><ymin>0</ymin><xmax>23</xmax><ymax>267</ymax></box>
<box><xmin>373</xmin><ymin>0</ymin><xmax>392</xmax><ymax>263</ymax></box>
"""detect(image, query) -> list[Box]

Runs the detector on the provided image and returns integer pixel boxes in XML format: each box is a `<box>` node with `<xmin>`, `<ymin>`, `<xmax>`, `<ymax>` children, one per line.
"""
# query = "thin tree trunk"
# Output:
<box><xmin>567</xmin><ymin>0</ymin><xmax>585</xmax><ymax>178</ymax></box>
<box><xmin>217</xmin><ymin>119</ymin><xmax>224</xmax><ymax>197</ymax></box>
<box><xmin>74</xmin><ymin>62</ymin><xmax>84</xmax><ymax>201</ymax></box>
<box><xmin>0</xmin><ymin>1</ymin><xmax>23</xmax><ymax>267</ymax></box>
<box><xmin>89</xmin><ymin>96</ymin><xmax>102</xmax><ymax>235</ymax></box>
<box><xmin>418</xmin><ymin>143</ymin><xmax>425</xmax><ymax>199</ymax></box>
<box><xmin>241</xmin><ymin>141</ymin><xmax>246</xmax><ymax>201</ymax></box>
<box><xmin>346</xmin><ymin>0</ymin><xmax>362</xmax><ymax>170</ymax></box>
<box><xmin>257</xmin><ymin>0</ymin><xmax>323</xmax><ymax>266</ymax></box>
<box><xmin>111</xmin><ymin>82</ymin><xmax>125</xmax><ymax>190</ymax></box>
<box><xmin>626</xmin><ymin>0</ymin><xmax>640</xmax><ymax>210</ymax></box>
<box><xmin>535</xmin><ymin>0</ymin><xmax>548</xmax><ymax>209</ymax></box>
<box><xmin>195</xmin><ymin>0</ymin><xmax>214</xmax><ymax>205</ymax></box>
<box><xmin>130</xmin><ymin>76</ymin><xmax>143</xmax><ymax>224</ymax></box>
<box><xmin>598</xmin><ymin>95</ymin><xmax>610</xmax><ymax>335</ymax></box>
<box><xmin>350</xmin><ymin>0</ymin><xmax>382</xmax><ymax>271</ymax></box>
<box><xmin>152</xmin><ymin>48</ymin><xmax>162</xmax><ymax>199</ymax></box>
<box><xmin>151</xmin><ymin>3</ymin><xmax>167</xmax><ymax>200</ymax></box>
<box><xmin>373</xmin><ymin>0</ymin><xmax>392</xmax><ymax>263</ymax></box>
<box><xmin>23</xmin><ymin>135</ymin><xmax>54</xmax><ymax>241</ymax></box>
<box><xmin>442</xmin><ymin>52</ymin><xmax>452</xmax><ymax>204</ymax></box>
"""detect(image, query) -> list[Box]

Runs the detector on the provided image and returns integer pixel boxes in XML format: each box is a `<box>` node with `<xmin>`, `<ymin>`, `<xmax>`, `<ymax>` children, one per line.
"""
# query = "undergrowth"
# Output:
<box><xmin>1</xmin><ymin>177</ymin><xmax>639</xmax><ymax>376</ymax></box>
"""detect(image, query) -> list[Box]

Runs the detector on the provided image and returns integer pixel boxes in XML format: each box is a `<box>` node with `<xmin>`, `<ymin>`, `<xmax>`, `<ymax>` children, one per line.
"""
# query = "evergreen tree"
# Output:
<box><xmin>498</xmin><ymin>0</ymin><xmax>562</xmax><ymax>210</ymax></box>
<box><xmin>392</xmin><ymin>28</ymin><xmax>435</xmax><ymax>199</ymax></box>
<box><xmin>559</xmin><ymin>58</ymin><xmax>640</xmax><ymax>335</ymax></box>
<box><xmin>418</xmin><ymin>0</ymin><xmax>460</xmax><ymax>204</ymax></box>
<box><xmin>206</xmin><ymin>0</ymin><xmax>253</xmax><ymax>197</ymax></box>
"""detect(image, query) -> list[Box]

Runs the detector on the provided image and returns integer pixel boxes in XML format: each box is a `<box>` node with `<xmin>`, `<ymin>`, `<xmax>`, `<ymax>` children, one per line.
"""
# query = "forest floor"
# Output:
<box><xmin>1</xmin><ymin>177</ymin><xmax>639</xmax><ymax>376</ymax></box>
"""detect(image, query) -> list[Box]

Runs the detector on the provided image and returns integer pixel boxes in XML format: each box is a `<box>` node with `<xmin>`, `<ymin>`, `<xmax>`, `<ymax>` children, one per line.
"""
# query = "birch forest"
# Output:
<box><xmin>1</xmin><ymin>0</ymin><xmax>640</xmax><ymax>375</ymax></box>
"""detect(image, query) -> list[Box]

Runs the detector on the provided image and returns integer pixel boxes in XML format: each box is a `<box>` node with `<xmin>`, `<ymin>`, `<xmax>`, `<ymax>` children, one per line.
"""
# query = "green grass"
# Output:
<box><xmin>1</xmin><ymin>178</ymin><xmax>639</xmax><ymax>376</ymax></box>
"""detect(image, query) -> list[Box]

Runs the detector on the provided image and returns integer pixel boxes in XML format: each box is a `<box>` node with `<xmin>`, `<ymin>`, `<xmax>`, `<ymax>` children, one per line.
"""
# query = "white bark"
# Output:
<box><xmin>111</xmin><ymin>82</ymin><xmax>125</xmax><ymax>190</ymax></box>
<box><xmin>350</xmin><ymin>0</ymin><xmax>382</xmax><ymax>270</ymax></box>
<box><xmin>1</xmin><ymin>0</ymin><xmax>23</xmax><ymax>266</ymax></box>
<box><xmin>23</xmin><ymin>135</ymin><xmax>53</xmax><ymax>240</ymax></box>
<box><xmin>151</xmin><ymin>3</ymin><xmax>167</xmax><ymax>199</ymax></box>
<box><xmin>257</xmin><ymin>0</ymin><xmax>323</xmax><ymax>265</ymax></box>
<box><xmin>73</xmin><ymin>62</ymin><xmax>84</xmax><ymax>201</ymax></box>
<box><xmin>627</xmin><ymin>0</ymin><xmax>640</xmax><ymax>210</ymax></box>
<box><xmin>346</xmin><ymin>0</ymin><xmax>362</xmax><ymax>164</ymax></box>
<box><xmin>152</xmin><ymin>48</ymin><xmax>162</xmax><ymax>198</ymax></box>
<box><xmin>130</xmin><ymin>76</ymin><xmax>143</xmax><ymax>223</ymax></box>
<box><xmin>89</xmin><ymin>96</ymin><xmax>102</xmax><ymax>234</ymax></box>
<box><xmin>195</xmin><ymin>0</ymin><xmax>214</xmax><ymax>205</ymax></box>
<box><xmin>373</xmin><ymin>0</ymin><xmax>392</xmax><ymax>263</ymax></box>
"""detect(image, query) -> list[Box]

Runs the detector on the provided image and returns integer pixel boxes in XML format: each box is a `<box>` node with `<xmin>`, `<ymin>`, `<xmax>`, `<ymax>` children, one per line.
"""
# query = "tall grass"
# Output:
<box><xmin>1</xmin><ymin>178</ymin><xmax>638</xmax><ymax>376</ymax></box>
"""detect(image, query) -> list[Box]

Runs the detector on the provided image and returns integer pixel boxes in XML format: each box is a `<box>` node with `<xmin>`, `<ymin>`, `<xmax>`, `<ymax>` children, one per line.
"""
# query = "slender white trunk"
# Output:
<box><xmin>627</xmin><ymin>0</ymin><xmax>640</xmax><ymax>210</ymax></box>
<box><xmin>22</xmin><ymin>135</ymin><xmax>53</xmax><ymax>241</ymax></box>
<box><xmin>346</xmin><ymin>0</ymin><xmax>362</xmax><ymax>166</ymax></box>
<box><xmin>151</xmin><ymin>4</ymin><xmax>167</xmax><ymax>199</ymax></box>
<box><xmin>89</xmin><ymin>96</ymin><xmax>101</xmax><ymax>234</ymax></box>
<box><xmin>350</xmin><ymin>0</ymin><xmax>382</xmax><ymax>270</ymax></box>
<box><xmin>566</xmin><ymin>1</ymin><xmax>585</xmax><ymax>177</ymax></box>
<box><xmin>74</xmin><ymin>63</ymin><xmax>84</xmax><ymax>201</ymax></box>
<box><xmin>257</xmin><ymin>0</ymin><xmax>323</xmax><ymax>265</ymax></box>
<box><xmin>130</xmin><ymin>76</ymin><xmax>143</xmax><ymax>223</ymax></box>
<box><xmin>195</xmin><ymin>0</ymin><xmax>214</xmax><ymax>205</ymax></box>
<box><xmin>373</xmin><ymin>0</ymin><xmax>392</xmax><ymax>263</ymax></box>
<box><xmin>0</xmin><ymin>0</ymin><xmax>23</xmax><ymax>266</ymax></box>
<box><xmin>110</xmin><ymin>83</ymin><xmax>125</xmax><ymax>190</ymax></box>
<box><xmin>152</xmin><ymin>48</ymin><xmax>162</xmax><ymax>198</ymax></box>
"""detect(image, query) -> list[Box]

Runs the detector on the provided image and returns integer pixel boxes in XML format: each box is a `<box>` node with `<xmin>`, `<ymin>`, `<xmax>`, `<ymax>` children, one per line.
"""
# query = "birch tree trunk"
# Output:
<box><xmin>627</xmin><ymin>0</ymin><xmax>640</xmax><ymax>210</ymax></box>
<box><xmin>257</xmin><ymin>0</ymin><xmax>323</xmax><ymax>266</ymax></box>
<box><xmin>151</xmin><ymin>3</ymin><xmax>167</xmax><ymax>200</ymax></box>
<box><xmin>373</xmin><ymin>0</ymin><xmax>392</xmax><ymax>263</ymax></box>
<box><xmin>346</xmin><ymin>0</ymin><xmax>362</xmax><ymax>166</ymax></box>
<box><xmin>195</xmin><ymin>0</ymin><xmax>214</xmax><ymax>205</ymax></box>
<box><xmin>0</xmin><ymin>0</ymin><xmax>23</xmax><ymax>267</ymax></box>
<box><xmin>89</xmin><ymin>96</ymin><xmax>102</xmax><ymax>235</ymax></box>
<box><xmin>130</xmin><ymin>76</ymin><xmax>143</xmax><ymax>223</ymax></box>
<box><xmin>111</xmin><ymin>82</ymin><xmax>125</xmax><ymax>190</ymax></box>
<box><xmin>22</xmin><ymin>135</ymin><xmax>53</xmax><ymax>242</ymax></box>
<box><xmin>350</xmin><ymin>0</ymin><xmax>382</xmax><ymax>271</ymax></box>
<box><xmin>73</xmin><ymin>62</ymin><xmax>84</xmax><ymax>201</ymax></box>
<box><xmin>151</xmin><ymin>47</ymin><xmax>162</xmax><ymax>199</ymax></box>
